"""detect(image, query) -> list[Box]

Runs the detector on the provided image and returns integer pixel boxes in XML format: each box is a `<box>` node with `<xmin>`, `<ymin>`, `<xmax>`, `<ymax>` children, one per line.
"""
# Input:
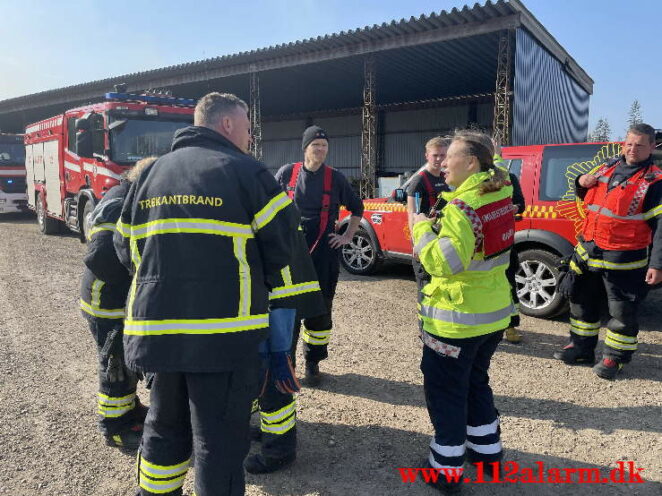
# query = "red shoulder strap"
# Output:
<box><xmin>419</xmin><ymin>171</ymin><xmax>438</xmax><ymax>205</ymax></box>
<box><xmin>286</xmin><ymin>162</ymin><xmax>303</xmax><ymax>199</ymax></box>
<box><xmin>309</xmin><ymin>165</ymin><xmax>334</xmax><ymax>254</ymax></box>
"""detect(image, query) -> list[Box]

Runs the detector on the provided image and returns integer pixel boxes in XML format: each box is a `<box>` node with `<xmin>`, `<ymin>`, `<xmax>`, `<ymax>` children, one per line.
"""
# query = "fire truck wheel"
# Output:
<box><xmin>340</xmin><ymin>229</ymin><xmax>381</xmax><ymax>275</ymax></box>
<box><xmin>516</xmin><ymin>249</ymin><xmax>568</xmax><ymax>318</ymax></box>
<box><xmin>81</xmin><ymin>200</ymin><xmax>94</xmax><ymax>241</ymax></box>
<box><xmin>36</xmin><ymin>192</ymin><xmax>61</xmax><ymax>235</ymax></box>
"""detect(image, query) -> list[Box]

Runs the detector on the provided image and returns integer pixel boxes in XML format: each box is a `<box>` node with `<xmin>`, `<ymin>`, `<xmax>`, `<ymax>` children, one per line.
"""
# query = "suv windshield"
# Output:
<box><xmin>540</xmin><ymin>143</ymin><xmax>621</xmax><ymax>201</ymax></box>
<box><xmin>0</xmin><ymin>143</ymin><xmax>25</xmax><ymax>166</ymax></box>
<box><xmin>110</xmin><ymin>118</ymin><xmax>190</xmax><ymax>164</ymax></box>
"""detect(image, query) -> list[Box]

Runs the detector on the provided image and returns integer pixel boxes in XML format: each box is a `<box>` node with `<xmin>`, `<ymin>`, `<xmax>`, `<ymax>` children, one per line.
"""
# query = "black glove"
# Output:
<box><xmin>100</xmin><ymin>328</ymin><xmax>126</xmax><ymax>383</ymax></box>
<box><xmin>557</xmin><ymin>255</ymin><xmax>583</xmax><ymax>299</ymax></box>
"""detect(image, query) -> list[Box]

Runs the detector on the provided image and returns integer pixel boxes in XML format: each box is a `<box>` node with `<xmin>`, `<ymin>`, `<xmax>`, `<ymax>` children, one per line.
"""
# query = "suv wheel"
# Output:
<box><xmin>340</xmin><ymin>230</ymin><xmax>381</xmax><ymax>275</ymax></box>
<box><xmin>516</xmin><ymin>249</ymin><xmax>568</xmax><ymax>318</ymax></box>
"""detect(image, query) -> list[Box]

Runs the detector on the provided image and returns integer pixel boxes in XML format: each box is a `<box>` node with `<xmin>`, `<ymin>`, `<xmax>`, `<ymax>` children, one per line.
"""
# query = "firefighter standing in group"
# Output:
<box><xmin>411</xmin><ymin>131</ymin><xmax>515</xmax><ymax>494</ymax></box>
<box><xmin>79</xmin><ymin>156</ymin><xmax>155</xmax><ymax>449</ymax></box>
<box><xmin>406</xmin><ymin>136</ymin><xmax>450</xmax><ymax>292</ymax></box>
<box><xmin>554</xmin><ymin>123</ymin><xmax>662</xmax><ymax>380</ymax></box>
<box><xmin>274</xmin><ymin>126</ymin><xmax>364</xmax><ymax>386</ymax></box>
<box><xmin>114</xmin><ymin>92</ymin><xmax>294</xmax><ymax>496</ymax></box>
<box><xmin>246</xmin><ymin>204</ymin><xmax>327</xmax><ymax>475</ymax></box>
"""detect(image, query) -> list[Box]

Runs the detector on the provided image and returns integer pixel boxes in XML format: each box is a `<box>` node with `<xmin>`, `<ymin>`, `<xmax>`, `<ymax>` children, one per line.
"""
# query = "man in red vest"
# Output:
<box><xmin>275</xmin><ymin>126</ymin><xmax>364</xmax><ymax>385</ymax></box>
<box><xmin>554</xmin><ymin>123</ymin><xmax>662</xmax><ymax>379</ymax></box>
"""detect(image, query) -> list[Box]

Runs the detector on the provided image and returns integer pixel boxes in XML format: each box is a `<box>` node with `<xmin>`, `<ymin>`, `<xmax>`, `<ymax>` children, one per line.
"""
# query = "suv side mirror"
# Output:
<box><xmin>393</xmin><ymin>188</ymin><xmax>407</xmax><ymax>203</ymax></box>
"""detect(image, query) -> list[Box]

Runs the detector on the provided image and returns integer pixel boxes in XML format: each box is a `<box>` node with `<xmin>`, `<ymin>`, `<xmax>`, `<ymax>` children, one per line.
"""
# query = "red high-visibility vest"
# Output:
<box><xmin>582</xmin><ymin>161</ymin><xmax>662</xmax><ymax>251</ymax></box>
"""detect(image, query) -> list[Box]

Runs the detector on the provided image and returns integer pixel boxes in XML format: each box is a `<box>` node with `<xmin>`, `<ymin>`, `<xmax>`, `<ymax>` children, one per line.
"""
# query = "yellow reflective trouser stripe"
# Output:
<box><xmin>233</xmin><ymin>237</ymin><xmax>251</xmax><ymax>316</ymax></box>
<box><xmin>269</xmin><ymin>281</ymin><xmax>321</xmax><ymax>300</ymax></box>
<box><xmin>605</xmin><ymin>330</ymin><xmax>637</xmax><ymax>351</ymax></box>
<box><xmin>252</xmin><ymin>192</ymin><xmax>292</xmax><ymax>231</ymax></box>
<box><xmin>98</xmin><ymin>392</ymin><xmax>136</xmax><ymax>418</ymax></box>
<box><xmin>80</xmin><ymin>299</ymin><xmax>125</xmax><ymax>319</ymax></box>
<box><xmin>570</xmin><ymin>318</ymin><xmax>600</xmax><ymax>337</ymax></box>
<box><xmin>140</xmin><ymin>457</ymin><xmax>191</xmax><ymax>478</ymax></box>
<box><xmin>302</xmin><ymin>328</ymin><xmax>331</xmax><ymax>345</ymax></box>
<box><xmin>281</xmin><ymin>266</ymin><xmax>293</xmax><ymax>286</ymax></box>
<box><xmin>586</xmin><ymin>258</ymin><xmax>648</xmax><ymax>270</ymax></box>
<box><xmin>124</xmin><ymin>314</ymin><xmax>269</xmax><ymax>336</ymax></box>
<box><xmin>261</xmin><ymin>400</ymin><xmax>296</xmax><ymax>435</ymax></box>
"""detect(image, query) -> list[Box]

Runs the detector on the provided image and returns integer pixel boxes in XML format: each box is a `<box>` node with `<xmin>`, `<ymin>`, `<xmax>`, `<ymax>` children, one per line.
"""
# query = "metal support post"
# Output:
<box><xmin>360</xmin><ymin>56</ymin><xmax>377</xmax><ymax>199</ymax></box>
<box><xmin>250</xmin><ymin>71</ymin><xmax>262</xmax><ymax>161</ymax></box>
<box><xmin>492</xmin><ymin>30</ymin><xmax>512</xmax><ymax>146</ymax></box>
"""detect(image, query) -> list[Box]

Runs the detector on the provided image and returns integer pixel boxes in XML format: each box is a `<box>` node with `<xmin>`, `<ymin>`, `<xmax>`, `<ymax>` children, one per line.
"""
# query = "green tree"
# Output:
<box><xmin>589</xmin><ymin>118</ymin><xmax>611</xmax><ymax>142</ymax></box>
<box><xmin>627</xmin><ymin>100</ymin><xmax>643</xmax><ymax>128</ymax></box>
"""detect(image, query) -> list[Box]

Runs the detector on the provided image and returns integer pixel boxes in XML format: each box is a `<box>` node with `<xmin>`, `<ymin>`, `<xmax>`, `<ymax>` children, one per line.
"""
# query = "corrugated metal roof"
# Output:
<box><xmin>0</xmin><ymin>0</ymin><xmax>591</xmax><ymax>118</ymax></box>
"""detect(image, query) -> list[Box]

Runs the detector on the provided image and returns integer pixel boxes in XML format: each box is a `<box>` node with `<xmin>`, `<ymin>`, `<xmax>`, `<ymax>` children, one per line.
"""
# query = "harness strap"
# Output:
<box><xmin>418</xmin><ymin>171</ymin><xmax>438</xmax><ymax>206</ymax></box>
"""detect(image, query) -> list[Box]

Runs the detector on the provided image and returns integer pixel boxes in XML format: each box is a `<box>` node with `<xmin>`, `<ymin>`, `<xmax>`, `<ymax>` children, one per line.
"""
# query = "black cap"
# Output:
<box><xmin>302</xmin><ymin>125</ymin><xmax>329</xmax><ymax>151</ymax></box>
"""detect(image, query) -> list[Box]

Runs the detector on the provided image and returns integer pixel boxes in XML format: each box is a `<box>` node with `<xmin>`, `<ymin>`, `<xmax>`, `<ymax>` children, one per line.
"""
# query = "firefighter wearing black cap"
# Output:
<box><xmin>274</xmin><ymin>126</ymin><xmax>364</xmax><ymax>385</ymax></box>
<box><xmin>115</xmin><ymin>92</ymin><xmax>294</xmax><ymax>496</ymax></box>
<box><xmin>554</xmin><ymin>123</ymin><xmax>662</xmax><ymax>380</ymax></box>
<box><xmin>80</xmin><ymin>156</ymin><xmax>155</xmax><ymax>449</ymax></box>
<box><xmin>245</xmin><ymin>206</ymin><xmax>326</xmax><ymax>474</ymax></box>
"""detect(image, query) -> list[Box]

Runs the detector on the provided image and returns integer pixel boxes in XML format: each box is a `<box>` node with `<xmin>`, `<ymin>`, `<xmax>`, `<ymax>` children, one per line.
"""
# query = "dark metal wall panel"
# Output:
<box><xmin>512</xmin><ymin>28</ymin><xmax>589</xmax><ymax>146</ymax></box>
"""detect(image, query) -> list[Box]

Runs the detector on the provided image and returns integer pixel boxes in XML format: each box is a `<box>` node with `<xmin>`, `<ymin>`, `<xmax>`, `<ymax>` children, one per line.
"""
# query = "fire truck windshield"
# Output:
<box><xmin>0</xmin><ymin>143</ymin><xmax>25</xmax><ymax>166</ymax></box>
<box><xmin>109</xmin><ymin>118</ymin><xmax>190</xmax><ymax>164</ymax></box>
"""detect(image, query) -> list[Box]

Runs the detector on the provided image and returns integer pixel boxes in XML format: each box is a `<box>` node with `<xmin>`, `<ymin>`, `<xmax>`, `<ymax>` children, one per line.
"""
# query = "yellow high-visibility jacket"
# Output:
<box><xmin>412</xmin><ymin>171</ymin><xmax>514</xmax><ymax>339</ymax></box>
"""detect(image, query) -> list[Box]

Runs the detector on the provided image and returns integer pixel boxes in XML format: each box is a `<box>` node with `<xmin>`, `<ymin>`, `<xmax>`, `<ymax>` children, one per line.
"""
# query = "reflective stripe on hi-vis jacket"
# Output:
<box><xmin>582</xmin><ymin>162</ymin><xmax>662</xmax><ymax>250</ymax></box>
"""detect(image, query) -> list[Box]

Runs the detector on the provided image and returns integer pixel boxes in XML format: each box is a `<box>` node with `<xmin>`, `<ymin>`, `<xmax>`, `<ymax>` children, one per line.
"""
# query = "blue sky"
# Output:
<box><xmin>1</xmin><ymin>0</ymin><xmax>657</xmax><ymax>138</ymax></box>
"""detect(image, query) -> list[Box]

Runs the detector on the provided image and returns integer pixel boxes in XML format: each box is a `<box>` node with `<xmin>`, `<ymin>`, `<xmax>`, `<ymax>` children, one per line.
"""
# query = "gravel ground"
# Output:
<box><xmin>1</xmin><ymin>212</ymin><xmax>660</xmax><ymax>496</ymax></box>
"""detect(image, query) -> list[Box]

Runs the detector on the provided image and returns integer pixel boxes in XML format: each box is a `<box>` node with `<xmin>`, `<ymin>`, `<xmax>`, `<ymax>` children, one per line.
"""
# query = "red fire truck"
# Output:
<box><xmin>338</xmin><ymin>141</ymin><xmax>630</xmax><ymax>318</ymax></box>
<box><xmin>0</xmin><ymin>133</ymin><xmax>28</xmax><ymax>214</ymax></box>
<box><xmin>24</xmin><ymin>91</ymin><xmax>195</xmax><ymax>239</ymax></box>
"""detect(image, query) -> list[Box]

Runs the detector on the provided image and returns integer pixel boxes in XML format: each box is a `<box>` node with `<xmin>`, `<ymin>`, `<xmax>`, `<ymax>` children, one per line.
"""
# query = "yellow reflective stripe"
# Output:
<box><xmin>233</xmin><ymin>237</ymin><xmax>251</xmax><ymax>317</ymax></box>
<box><xmin>569</xmin><ymin>318</ymin><xmax>600</xmax><ymax>330</ymax></box>
<box><xmin>252</xmin><ymin>192</ymin><xmax>291</xmax><ymax>231</ymax></box>
<box><xmin>124</xmin><ymin>314</ymin><xmax>269</xmax><ymax>336</ymax></box>
<box><xmin>139</xmin><ymin>474</ymin><xmax>186</xmax><ymax>494</ymax></box>
<box><xmin>643</xmin><ymin>204</ymin><xmax>662</xmax><ymax>220</ymax></box>
<box><xmin>98</xmin><ymin>392</ymin><xmax>136</xmax><ymax>405</ymax></box>
<box><xmin>269</xmin><ymin>281</ymin><xmax>321</xmax><ymax>300</ymax></box>
<box><xmin>570</xmin><ymin>326</ymin><xmax>599</xmax><ymax>337</ymax></box>
<box><xmin>261</xmin><ymin>413</ymin><xmax>296</xmax><ymax>435</ymax></box>
<box><xmin>261</xmin><ymin>400</ymin><xmax>296</xmax><ymax>424</ymax></box>
<box><xmin>117</xmin><ymin>220</ymin><xmax>131</xmax><ymax>238</ymax></box>
<box><xmin>302</xmin><ymin>328</ymin><xmax>331</xmax><ymax>345</ymax></box>
<box><xmin>98</xmin><ymin>403</ymin><xmax>135</xmax><ymax>418</ymax></box>
<box><xmin>112</xmin><ymin>434</ymin><xmax>123</xmax><ymax>446</ymax></box>
<box><xmin>140</xmin><ymin>457</ymin><xmax>191</xmax><ymax>478</ymax></box>
<box><xmin>91</xmin><ymin>279</ymin><xmax>104</xmax><ymax>308</ymax></box>
<box><xmin>605</xmin><ymin>330</ymin><xmax>637</xmax><ymax>343</ymax></box>
<box><xmin>251</xmin><ymin>399</ymin><xmax>259</xmax><ymax>414</ymax></box>
<box><xmin>80</xmin><ymin>300</ymin><xmax>125</xmax><ymax>319</ymax></box>
<box><xmin>604</xmin><ymin>336</ymin><xmax>637</xmax><ymax>351</ymax></box>
<box><xmin>88</xmin><ymin>222</ymin><xmax>117</xmax><ymax>239</ymax></box>
<box><xmin>586</xmin><ymin>258</ymin><xmax>648</xmax><ymax>270</ymax></box>
<box><xmin>129</xmin><ymin>218</ymin><xmax>254</xmax><ymax>239</ymax></box>
<box><xmin>281</xmin><ymin>266</ymin><xmax>293</xmax><ymax>286</ymax></box>
<box><xmin>569</xmin><ymin>260</ymin><xmax>583</xmax><ymax>274</ymax></box>
<box><xmin>126</xmin><ymin>238</ymin><xmax>141</xmax><ymax>318</ymax></box>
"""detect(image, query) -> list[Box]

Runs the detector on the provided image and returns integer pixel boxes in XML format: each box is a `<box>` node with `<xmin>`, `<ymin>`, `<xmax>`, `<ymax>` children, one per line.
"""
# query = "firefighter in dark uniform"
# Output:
<box><xmin>274</xmin><ymin>126</ymin><xmax>364</xmax><ymax>386</ymax></box>
<box><xmin>80</xmin><ymin>156</ymin><xmax>155</xmax><ymax>449</ymax></box>
<box><xmin>554</xmin><ymin>123</ymin><xmax>662</xmax><ymax>380</ymax></box>
<box><xmin>406</xmin><ymin>136</ymin><xmax>450</xmax><ymax>292</ymax></box>
<box><xmin>114</xmin><ymin>93</ymin><xmax>294</xmax><ymax>496</ymax></box>
<box><xmin>245</xmin><ymin>206</ymin><xmax>327</xmax><ymax>474</ymax></box>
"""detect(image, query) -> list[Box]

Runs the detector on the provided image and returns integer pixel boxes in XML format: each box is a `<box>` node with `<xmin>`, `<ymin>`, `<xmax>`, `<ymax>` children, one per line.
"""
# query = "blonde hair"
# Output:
<box><xmin>451</xmin><ymin>130</ymin><xmax>509</xmax><ymax>195</ymax></box>
<box><xmin>425</xmin><ymin>136</ymin><xmax>451</xmax><ymax>150</ymax></box>
<box><xmin>125</xmin><ymin>156</ymin><xmax>158</xmax><ymax>183</ymax></box>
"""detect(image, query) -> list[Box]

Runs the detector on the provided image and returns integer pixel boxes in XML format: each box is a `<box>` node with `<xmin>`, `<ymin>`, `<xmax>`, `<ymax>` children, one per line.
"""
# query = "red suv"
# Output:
<box><xmin>338</xmin><ymin>142</ymin><xmax>627</xmax><ymax>318</ymax></box>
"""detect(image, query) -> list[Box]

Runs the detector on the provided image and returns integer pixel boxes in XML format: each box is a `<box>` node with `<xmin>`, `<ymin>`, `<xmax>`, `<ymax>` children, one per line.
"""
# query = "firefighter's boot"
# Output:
<box><xmin>553</xmin><ymin>343</ymin><xmax>595</xmax><ymax>365</ymax></box>
<box><xmin>105</xmin><ymin>423</ymin><xmax>143</xmax><ymax>449</ymax></box>
<box><xmin>244</xmin><ymin>453</ymin><xmax>296</xmax><ymax>474</ymax></box>
<box><xmin>503</xmin><ymin>327</ymin><xmax>522</xmax><ymax>344</ymax></box>
<box><xmin>593</xmin><ymin>357</ymin><xmax>623</xmax><ymax>380</ymax></box>
<box><xmin>423</xmin><ymin>459</ymin><xmax>463</xmax><ymax>494</ymax></box>
<box><xmin>304</xmin><ymin>361</ymin><xmax>322</xmax><ymax>387</ymax></box>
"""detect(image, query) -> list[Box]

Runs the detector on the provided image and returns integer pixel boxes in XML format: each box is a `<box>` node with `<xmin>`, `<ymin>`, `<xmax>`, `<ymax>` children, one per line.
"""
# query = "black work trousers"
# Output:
<box><xmin>569</xmin><ymin>267</ymin><xmax>648</xmax><ymax>362</ymax></box>
<box><xmin>85</xmin><ymin>316</ymin><xmax>138</xmax><ymax>435</ymax></box>
<box><xmin>421</xmin><ymin>330</ymin><xmax>504</xmax><ymax>471</ymax></box>
<box><xmin>292</xmin><ymin>241</ymin><xmax>339</xmax><ymax>365</ymax></box>
<box><xmin>257</xmin><ymin>376</ymin><xmax>297</xmax><ymax>459</ymax></box>
<box><xmin>138</xmin><ymin>369</ymin><xmax>258</xmax><ymax>496</ymax></box>
<box><xmin>505</xmin><ymin>249</ymin><xmax>520</xmax><ymax>328</ymax></box>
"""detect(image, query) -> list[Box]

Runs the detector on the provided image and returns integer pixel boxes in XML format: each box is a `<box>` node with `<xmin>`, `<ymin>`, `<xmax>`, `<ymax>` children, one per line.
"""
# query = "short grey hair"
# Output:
<box><xmin>194</xmin><ymin>92</ymin><xmax>248</xmax><ymax>128</ymax></box>
<box><xmin>627</xmin><ymin>123</ymin><xmax>655</xmax><ymax>144</ymax></box>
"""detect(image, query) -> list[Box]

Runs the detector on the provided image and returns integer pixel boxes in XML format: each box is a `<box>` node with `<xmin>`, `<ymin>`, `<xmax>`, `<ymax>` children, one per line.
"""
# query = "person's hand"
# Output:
<box><xmin>413</xmin><ymin>213</ymin><xmax>432</xmax><ymax>225</ymax></box>
<box><xmin>645</xmin><ymin>268</ymin><xmax>662</xmax><ymax>285</ymax></box>
<box><xmin>578</xmin><ymin>174</ymin><xmax>598</xmax><ymax>188</ymax></box>
<box><xmin>328</xmin><ymin>232</ymin><xmax>352</xmax><ymax>249</ymax></box>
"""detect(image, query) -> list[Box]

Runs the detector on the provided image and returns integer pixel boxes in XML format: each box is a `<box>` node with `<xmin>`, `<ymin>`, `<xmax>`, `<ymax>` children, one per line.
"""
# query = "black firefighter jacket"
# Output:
<box><xmin>80</xmin><ymin>181</ymin><xmax>131</xmax><ymax>322</ymax></box>
<box><xmin>114</xmin><ymin>126</ymin><xmax>294</xmax><ymax>373</ymax></box>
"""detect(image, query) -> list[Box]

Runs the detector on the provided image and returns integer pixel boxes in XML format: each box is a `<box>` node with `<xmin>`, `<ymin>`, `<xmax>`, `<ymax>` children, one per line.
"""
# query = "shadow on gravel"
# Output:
<box><xmin>247</xmin><ymin>420</ymin><xmax>660</xmax><ymax>496</ymax></box>
<box><xmin>0</xmin><ymin>212</ymin><xmax>34</xmax><ymax>223</ymax></box>
<box><xmin>322</xmin><ymin>373</ymin><xmax>662</xmax><ymax>434</ymax></box>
